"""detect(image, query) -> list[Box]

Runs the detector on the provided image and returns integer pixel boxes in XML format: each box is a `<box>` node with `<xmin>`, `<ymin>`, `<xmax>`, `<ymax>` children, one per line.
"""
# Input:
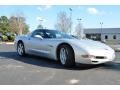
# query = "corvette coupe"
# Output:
<box><xmin>14</xmin><ymin>29</ymin><xmax>115</xmax><ymax>67</ymax></box>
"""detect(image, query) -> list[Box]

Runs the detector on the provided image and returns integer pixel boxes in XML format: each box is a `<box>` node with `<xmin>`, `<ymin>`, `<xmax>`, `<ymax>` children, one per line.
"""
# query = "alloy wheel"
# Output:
<box><xmin>17</xmin><ymin>43</ymin><xmax>24</xmax><ymax>55</ymax></box>
<box><xmin>60</xmin><ymin>47</ymin><xmax>68</xmax><ymax>65</ymax></box>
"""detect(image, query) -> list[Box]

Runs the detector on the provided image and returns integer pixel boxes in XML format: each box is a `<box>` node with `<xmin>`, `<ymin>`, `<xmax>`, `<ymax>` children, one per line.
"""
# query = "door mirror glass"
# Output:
<box><xmin>34</xmin><ymin>35</ymin><xmax>43</xmax><ymax>40</ymax></box>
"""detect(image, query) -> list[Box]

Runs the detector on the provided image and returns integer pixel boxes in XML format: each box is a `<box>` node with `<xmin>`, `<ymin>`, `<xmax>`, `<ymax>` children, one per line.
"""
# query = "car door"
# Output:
<box><xmin>41</xmin><ymin>30</ymin><xmax>58</xmax><ymax>58</ymax></box>
<box><xmin>27</xmin><ymin>30</ymin><xmax>50</xmax><ymax>57</ymax></box>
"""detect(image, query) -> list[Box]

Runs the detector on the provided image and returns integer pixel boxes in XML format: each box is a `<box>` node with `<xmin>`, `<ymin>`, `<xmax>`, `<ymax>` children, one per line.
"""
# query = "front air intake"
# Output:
<box><xmin>95</xmin><ymin>56</ymin><xmax>106</xmax><ymax>59</ymax></box>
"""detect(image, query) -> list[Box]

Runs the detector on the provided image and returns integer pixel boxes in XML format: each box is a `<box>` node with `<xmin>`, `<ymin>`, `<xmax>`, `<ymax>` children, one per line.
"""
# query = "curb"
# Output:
<box><xmin>5</xmin><ymin>43</ymin><xmax>14</xmax><ymax>45</ymax></box>
<box><xmin>1</xmin><ymin>42</ymin><xmax>14</xmax><ymax>45</ymax></box>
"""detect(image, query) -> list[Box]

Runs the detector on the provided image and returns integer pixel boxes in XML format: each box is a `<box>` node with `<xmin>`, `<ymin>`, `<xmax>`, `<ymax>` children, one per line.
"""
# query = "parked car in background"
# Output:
<box><xmin>14</xmin><ymin>29</ymin><xmax>115</xmax><ymax>67</ymax></box>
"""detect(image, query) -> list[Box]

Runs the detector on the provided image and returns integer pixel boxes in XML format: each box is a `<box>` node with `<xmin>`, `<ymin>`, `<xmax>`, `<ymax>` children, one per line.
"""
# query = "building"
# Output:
<box><xmin>84</xmin><ymin>28</ymin><xmax>120</xmax><ymax>42</ymax></box>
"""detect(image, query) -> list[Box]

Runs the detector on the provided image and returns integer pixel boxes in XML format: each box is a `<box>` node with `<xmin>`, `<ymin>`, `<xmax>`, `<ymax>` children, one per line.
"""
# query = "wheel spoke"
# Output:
<box><xmin>60</xmin><ymin>48</ymin><xmax>68</xmax><ymax>65</ymax></box>
<box><xmin>17</xmin><ymin>43</ymin><xmax>24</xmax><ymax>55</ymax></box>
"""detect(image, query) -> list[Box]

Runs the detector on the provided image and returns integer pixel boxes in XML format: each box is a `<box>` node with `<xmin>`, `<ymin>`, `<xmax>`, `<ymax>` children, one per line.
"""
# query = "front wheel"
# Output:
<box><xmin>58</xmin><ymin>45</ymin><xmax>75</xmax><ymax>67</ymax></box>
<box><xmin>17</xmin><ymin>42</ymin><xmax>26</xmax><ymax>56</ymax></box>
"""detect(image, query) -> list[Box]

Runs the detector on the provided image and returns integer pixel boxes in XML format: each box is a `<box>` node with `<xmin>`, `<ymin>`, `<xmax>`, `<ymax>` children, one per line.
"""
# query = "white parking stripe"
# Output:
<box><xmin>67</xmin><ymin>79</ymin><xmax>80</xmax><ymax>84</ymax></box>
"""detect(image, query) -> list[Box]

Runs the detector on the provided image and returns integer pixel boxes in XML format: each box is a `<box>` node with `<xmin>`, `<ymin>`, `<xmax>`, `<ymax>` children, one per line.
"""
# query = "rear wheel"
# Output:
<box><xmin>17</xmin><ymin>42</ymin><xmax>26</xmax><ymax>56</ymax></box>
<box><xmin>58</xmin><ymin>45</ymin><xmax>75</xmax><ymax>67</ymax></box>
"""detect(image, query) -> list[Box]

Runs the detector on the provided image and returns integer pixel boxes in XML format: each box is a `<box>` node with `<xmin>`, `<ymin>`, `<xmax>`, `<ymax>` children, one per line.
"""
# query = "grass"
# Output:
<box><xmin>105</xmin><ymin>40</ymin><xmax>120</xmax><ymax>45</ymax></box>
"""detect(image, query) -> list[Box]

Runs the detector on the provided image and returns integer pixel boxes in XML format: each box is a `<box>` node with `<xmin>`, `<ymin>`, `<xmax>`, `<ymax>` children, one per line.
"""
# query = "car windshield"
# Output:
<box><xmin>44</xmin><ymin>30</ymin><xmax>75</xmax><ymax>39</ymax></box>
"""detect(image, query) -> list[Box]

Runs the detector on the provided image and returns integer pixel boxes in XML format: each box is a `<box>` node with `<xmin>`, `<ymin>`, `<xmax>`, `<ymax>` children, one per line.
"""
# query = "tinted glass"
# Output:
<box><xmin>44</xmin><ymin>30</ymin><xmax>74</xmax><ymax>39</ymax></box>
<box><xmin>32</xmin><ymin>29</ymin><xmax>74</xmax><ymax>39</ymax></box>
<box><xmin>31</xmin><ymin>30</ymin><xmax>45</xmax><ymax>38</ymax></box>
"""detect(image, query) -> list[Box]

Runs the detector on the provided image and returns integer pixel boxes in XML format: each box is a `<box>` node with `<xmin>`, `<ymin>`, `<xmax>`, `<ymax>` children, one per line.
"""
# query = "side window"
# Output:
<box><xmin>31</xmin><ymin>30</ymin><xmax>45</xmax><ymax>38</ymax></box>
<box><xmin>44</xmin><ymin>31</ymin><xmax>56</xmax><ymax>38</ymax></box>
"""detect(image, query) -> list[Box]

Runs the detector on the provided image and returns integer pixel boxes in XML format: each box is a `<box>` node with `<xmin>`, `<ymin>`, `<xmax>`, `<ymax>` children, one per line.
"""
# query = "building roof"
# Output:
<box><xmin>84</xmin><ymin>28</ymin><xmax>120</xmax><ymax>34</ymax></box>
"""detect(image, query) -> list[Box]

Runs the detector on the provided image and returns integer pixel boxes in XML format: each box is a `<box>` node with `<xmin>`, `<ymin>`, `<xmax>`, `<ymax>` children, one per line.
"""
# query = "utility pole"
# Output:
<box><xmin>100</xmin><ymin>22</ymin><xmax>103</xmax><ymax>41</ymax></box>
<box><xmin>69</xmin><ymin>8</ymin><xmax>72</xmax><ymax>34</ymax></box>
<box><xmin>39</xmin><ymin>19</ymin><xmax>43</xmax><ymax>26</ymax></box>
<box><xmin>38</xmin><ymin>19</ymin><xmax>43</xmax><ymax>29</ymax></box>
<box><xmin>77</xmin><ymin>18</ymin><xmax>84</xmax><ymax>38</ymax></box>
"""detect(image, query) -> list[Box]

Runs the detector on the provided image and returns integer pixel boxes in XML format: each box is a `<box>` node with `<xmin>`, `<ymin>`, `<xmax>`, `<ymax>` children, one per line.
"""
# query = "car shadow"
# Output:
<box><xmin>0</xmin><ymin>51</ymin><xmax>120</xmax><ymax>71</ymax></box>
<box><xmin>99</xmin><ymin>62</ymin><xmax>120</xmax><ymax>71</ymax></box>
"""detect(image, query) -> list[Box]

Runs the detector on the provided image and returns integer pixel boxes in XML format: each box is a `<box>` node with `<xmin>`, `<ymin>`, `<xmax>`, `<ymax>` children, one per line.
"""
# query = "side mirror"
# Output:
<box><xmin>34</xmin><ymin>35</ymin><xmax>43</xmax><ymax>40</ymax></box>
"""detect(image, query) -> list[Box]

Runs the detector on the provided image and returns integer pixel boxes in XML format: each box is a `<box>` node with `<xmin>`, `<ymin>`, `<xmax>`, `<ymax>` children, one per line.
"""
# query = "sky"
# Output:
<box><xmin>0</xmin><ymin>5</ymin><xmax>120</xmax><ymax>32</ymax></box>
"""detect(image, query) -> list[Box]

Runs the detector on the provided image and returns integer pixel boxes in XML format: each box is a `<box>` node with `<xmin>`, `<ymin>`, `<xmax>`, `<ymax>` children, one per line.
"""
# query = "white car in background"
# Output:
<box><xmin>14</xmin><ymin>29</ymin><xmax>115</xmax><ymax>67</ymax></box>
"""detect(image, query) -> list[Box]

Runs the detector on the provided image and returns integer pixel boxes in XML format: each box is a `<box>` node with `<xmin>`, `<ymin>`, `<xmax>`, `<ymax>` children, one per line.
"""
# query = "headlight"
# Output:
<box><xmin>81</xmin><ymin>55</ymin><xmax>95</xmax><ymax>59</ymax></box>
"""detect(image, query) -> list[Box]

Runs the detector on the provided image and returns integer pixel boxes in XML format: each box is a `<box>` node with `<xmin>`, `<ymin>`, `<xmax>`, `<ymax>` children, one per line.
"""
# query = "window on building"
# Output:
<box><xmin>113</xmin><ymin>35</ymin><xmax>116</xmax><ymax>39</ymax></box>
<box><xmin>105</xmin><ymin>35</ymin><xmax>108</xmax><ymax>39</ymax></box>
<box><xmin>86</xmin><ymin>34</ymin><xmax>101</xmax><ymax>41</ymax></box>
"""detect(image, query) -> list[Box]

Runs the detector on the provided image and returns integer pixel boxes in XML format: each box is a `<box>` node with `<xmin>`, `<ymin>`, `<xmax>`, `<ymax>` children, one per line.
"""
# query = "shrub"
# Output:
<box><xmin>10</xmin><ymin>36</ymin><xmax>15</xmax><ymax>41</ymax></box>
<box><xmin>7</xmin><ymin>35</ymin><xmax>15</xmax><ymax>41</ymax></box>
<box><xmin>2</xmin><ymin>35</ymin><xmax>8</xmax><ymax>41</ymax></box>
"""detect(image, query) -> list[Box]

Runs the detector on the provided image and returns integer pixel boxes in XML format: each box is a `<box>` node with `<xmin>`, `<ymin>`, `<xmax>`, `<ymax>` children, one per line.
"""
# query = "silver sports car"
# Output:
<box><xmin>14</xmin><ymin>29</ymin><xmax>115</xmax><ymax>67</ymax></box>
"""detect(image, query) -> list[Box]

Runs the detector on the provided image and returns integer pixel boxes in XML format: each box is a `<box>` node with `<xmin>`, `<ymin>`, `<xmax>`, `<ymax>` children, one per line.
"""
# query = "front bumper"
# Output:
<box><xmin>75</xmin><ymin>50</ymin><xmax>115</xmax><ymax>64</ymax></box>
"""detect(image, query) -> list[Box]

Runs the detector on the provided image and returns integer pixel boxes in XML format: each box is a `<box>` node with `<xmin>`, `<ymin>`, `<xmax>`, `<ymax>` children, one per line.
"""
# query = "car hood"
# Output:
<box><xmin>70</xmin><ymin>39</ymin><xmax>113</xmax><ymax>51</ymax></box>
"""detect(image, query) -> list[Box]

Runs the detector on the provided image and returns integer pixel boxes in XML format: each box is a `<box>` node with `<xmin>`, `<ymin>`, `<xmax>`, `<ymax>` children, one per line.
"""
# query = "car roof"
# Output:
<box><xmin>35</xmin><ymin>29</ymin><xmax>56</xmax><ymax>31</ymax></box>
<box><xmin>36</xmin><ymin>29</ymin><xmax>47</xmax><ymax>31</ymax></box>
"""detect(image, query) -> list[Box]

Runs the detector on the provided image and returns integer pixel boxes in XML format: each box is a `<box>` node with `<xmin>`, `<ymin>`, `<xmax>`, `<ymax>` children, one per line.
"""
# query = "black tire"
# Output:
<box><xmin>58</xmin><ymin>45</ymin><xmax>75</xmax><ymax>67</ymax></box>
<box><xmin>17</xmin><ymin>42</ymin><xmax>26</xmax><ymax>56</ymax></box>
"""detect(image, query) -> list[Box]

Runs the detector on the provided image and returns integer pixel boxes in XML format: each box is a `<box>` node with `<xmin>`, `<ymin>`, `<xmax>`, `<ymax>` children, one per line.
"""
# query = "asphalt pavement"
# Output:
<box><xmin>0</xmin><ymin>44</ymin><xmax>120</xmax><ymax>85</ymax></box>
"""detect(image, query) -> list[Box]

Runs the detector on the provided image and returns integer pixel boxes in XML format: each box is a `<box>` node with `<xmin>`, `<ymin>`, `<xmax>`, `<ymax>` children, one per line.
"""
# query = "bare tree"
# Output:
<box><xmin>9</xmin><ymin>16</ymin><xmax>19</xmax><ymax>34</ymax></box>
<box><xmin>17</xmin><ymin>16</ymin><xmax>25</xmax><ymax>35</ymax></box>
<box><xmin>9</xmin><ymin>14</ymin><xmax>28</xmax><ymax>35</ymax></box>
<box><xmin>75</xmin><ymin>19</ymin><xmax>84</xmax><ymax>38</ymax></box>
<box><xmin>55</xmin><ymin>11</ymin><xmax>72</xmax><ymax>33</ymax></box>
<box><xmin>37</xmin><ymin>19</ymin><xmax>44</xmax><ymax>29</ymax></box>
<box><xmin>37</xmin><ymin>24</ymin><xmax>43</xmax><ymax>29</ymax></box>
